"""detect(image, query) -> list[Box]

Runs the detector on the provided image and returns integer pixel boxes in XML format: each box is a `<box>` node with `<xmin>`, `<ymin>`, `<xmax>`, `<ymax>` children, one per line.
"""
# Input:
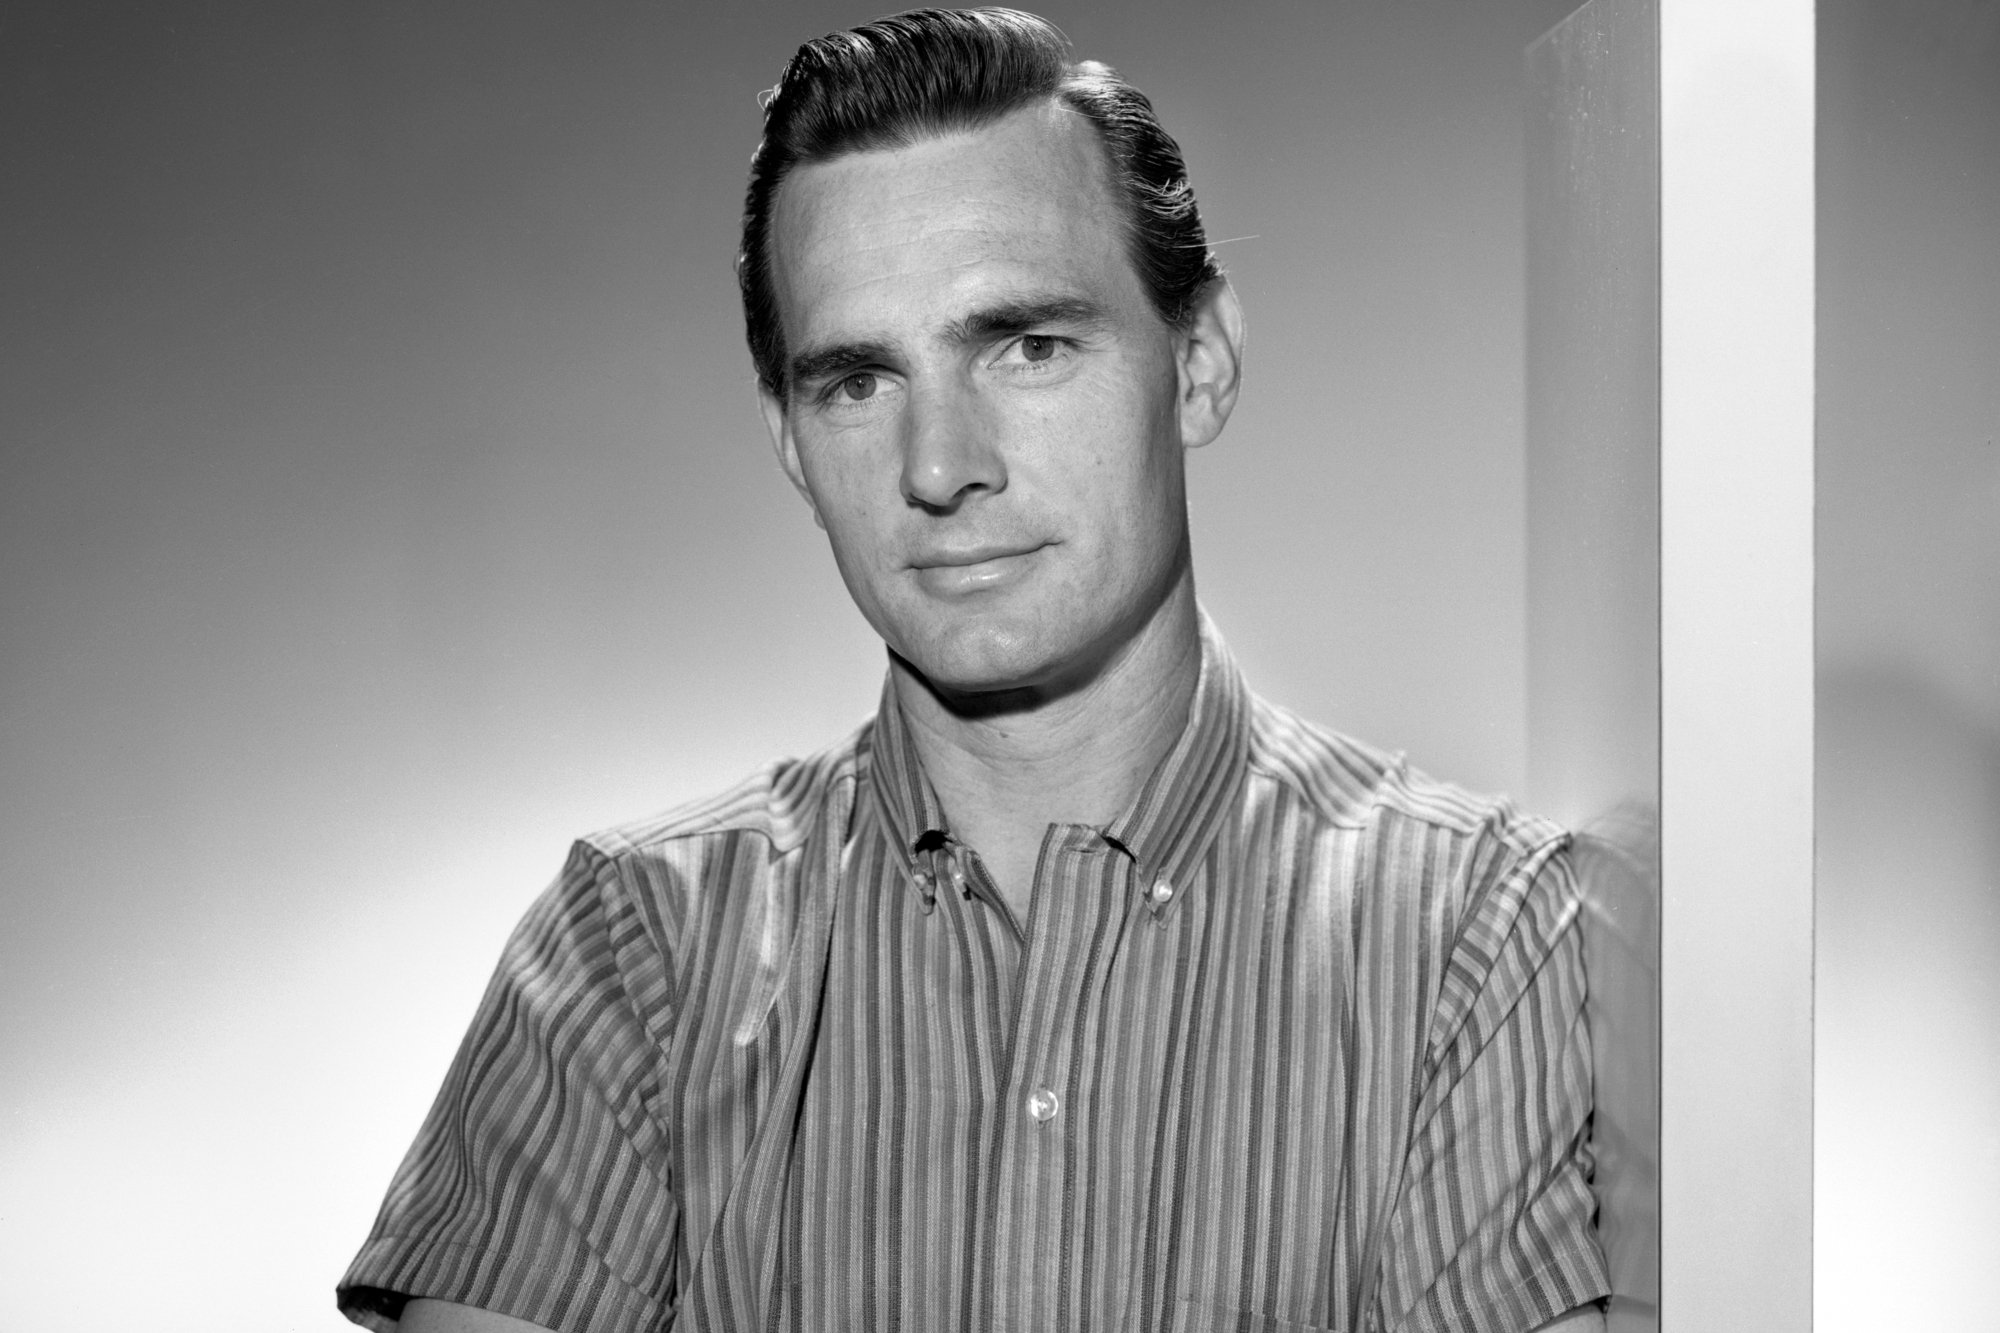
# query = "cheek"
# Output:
<box><xmin>798</xmin><ymin>438</ymin><xmax>888</xmax><ymax>530</ymax></box>
<box><xmin>1018</xmin><ymin>377</ymin><xmax>1153</xmax><ymax>484</ymax></box>
<box><xmin>817</xmin><ymin>499</ymin><xmax>888</xmax><ymax>580</ymax></box>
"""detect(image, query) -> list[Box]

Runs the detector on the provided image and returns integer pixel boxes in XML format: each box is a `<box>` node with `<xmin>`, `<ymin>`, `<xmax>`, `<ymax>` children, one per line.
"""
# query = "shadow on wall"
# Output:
<box><xmin>1816</xmin><ymin>664</ymin><xmax>2000</xmax><ymax>1327</ymax></box>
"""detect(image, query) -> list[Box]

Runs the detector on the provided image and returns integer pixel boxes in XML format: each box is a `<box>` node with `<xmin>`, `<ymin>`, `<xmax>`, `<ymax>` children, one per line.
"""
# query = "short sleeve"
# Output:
<box><xmin>337</xmin><ymin>842</ymin><xmax>682</xmax><ymax>1333</ymax></box>
<box><xmin>1373</xmin><ymin>835</ymin><xmax>1611</xmax><ymax>1333</ymax></box>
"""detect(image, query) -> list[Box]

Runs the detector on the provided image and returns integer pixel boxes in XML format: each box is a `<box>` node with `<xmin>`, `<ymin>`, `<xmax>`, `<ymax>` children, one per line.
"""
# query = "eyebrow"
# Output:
<box><xmin>946</xmin><ymin>296</ymin><xmax>1111</xmax><ymax>344</ymax></box>
<box><xmin>786</xmin><ymin>295</ymin><xmax>1112</xmax><ymax>394</ymax></box>
<box><xmin>789</xmin><ymin>340</ymin><xmax>895</xmax><ymax>391</ymax></box>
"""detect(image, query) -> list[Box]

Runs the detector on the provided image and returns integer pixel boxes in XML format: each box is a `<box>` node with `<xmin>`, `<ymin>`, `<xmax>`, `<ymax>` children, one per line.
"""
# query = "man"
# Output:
<box><xmin>339</xmin><ymin>10</ymin><xmax>1609</xmax><ymax>1331</ymax></box>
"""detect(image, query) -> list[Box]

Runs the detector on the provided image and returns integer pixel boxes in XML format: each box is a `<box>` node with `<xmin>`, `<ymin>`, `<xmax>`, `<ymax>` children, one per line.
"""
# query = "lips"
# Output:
<box><xmin>908</xmin><ymin>542</ymin><xmax>1047</xmax><ymax>595</ymax></box>
<box><xmin>911</xmin><ymin>542</ymin><xmax>1042</xmax><ymax>569</ymax></box>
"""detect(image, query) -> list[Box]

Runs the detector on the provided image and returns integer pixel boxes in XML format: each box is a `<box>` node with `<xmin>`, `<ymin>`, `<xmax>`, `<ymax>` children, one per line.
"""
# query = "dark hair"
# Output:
<box><xmin>738</xmin><ymin>7</ymin><xmax>1222</xmax><ymax>398</ymax></box>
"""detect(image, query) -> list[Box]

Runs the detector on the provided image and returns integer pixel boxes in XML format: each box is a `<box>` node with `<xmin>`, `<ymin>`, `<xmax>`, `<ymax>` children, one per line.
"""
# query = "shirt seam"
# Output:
<box><xmin>584</xmin><ymin>724</ymin><xmax>869</xmax><ymax>861</ymax></box>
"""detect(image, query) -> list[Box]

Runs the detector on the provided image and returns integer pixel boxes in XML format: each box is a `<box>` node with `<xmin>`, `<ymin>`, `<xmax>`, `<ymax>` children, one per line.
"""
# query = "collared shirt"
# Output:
<box><xmin>339</xmin><ymin>619</ymin><xmax>1608</xmax><ymax>1333</ymax></box>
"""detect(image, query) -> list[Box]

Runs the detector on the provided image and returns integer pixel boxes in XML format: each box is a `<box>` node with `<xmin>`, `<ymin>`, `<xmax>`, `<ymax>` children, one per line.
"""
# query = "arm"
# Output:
<box><xmin>336</xmin><ymin>843</ymin><xmax>683</xmax><ymax>1332</ymax></box>
<box><xmin>1373</xmin><ymin>836</ymin><xmax>1613</xmax><ymax>1333</ymax></box>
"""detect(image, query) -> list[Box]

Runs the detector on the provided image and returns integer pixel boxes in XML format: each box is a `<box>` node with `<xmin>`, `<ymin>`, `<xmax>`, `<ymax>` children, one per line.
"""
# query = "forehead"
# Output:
<box><xmin>767</xmin><ymin>100</ymin><xmax>1138</xmax><ymax>348</ymax></box>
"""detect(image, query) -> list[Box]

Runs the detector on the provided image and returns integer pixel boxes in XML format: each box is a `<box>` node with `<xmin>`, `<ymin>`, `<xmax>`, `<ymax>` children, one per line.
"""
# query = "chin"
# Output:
<box><xmin>893</xmin><ymin>617</ymin><xmax>1075</xmax><ymax>700</ymax></box>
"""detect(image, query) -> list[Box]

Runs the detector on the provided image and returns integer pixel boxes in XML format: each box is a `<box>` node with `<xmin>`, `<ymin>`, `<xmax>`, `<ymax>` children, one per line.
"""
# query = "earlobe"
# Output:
<box><xmin>759</xmin><ymin>386</ymin><xmax>825</xmax><ymax>529</ymax></box>
<box><xmin>1177</xmin><ymin>278</ymin><xmax>1247</xmax><ymax>450</ymax></box>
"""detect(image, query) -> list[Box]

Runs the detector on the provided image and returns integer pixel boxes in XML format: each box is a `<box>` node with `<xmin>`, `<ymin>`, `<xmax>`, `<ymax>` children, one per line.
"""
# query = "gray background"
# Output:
<box><xmin>1815</xmin><ymin>0</ymin><xmax>1999</xmax><ymax>1321</ymax></box>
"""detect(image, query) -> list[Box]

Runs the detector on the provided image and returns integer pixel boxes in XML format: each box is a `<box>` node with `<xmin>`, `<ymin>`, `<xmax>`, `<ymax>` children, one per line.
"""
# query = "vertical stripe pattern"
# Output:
<box><xmin>339</xmin><ymin>618</ymin><xmax>1608</xmax><ymax>1332</ymax></box>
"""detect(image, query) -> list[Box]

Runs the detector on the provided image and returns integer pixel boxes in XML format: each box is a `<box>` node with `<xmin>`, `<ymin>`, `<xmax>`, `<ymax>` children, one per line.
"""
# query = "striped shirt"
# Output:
<box><xmin>339</xmin><ymin>618</ymin><xmax>1608</xmax><ymax>1332</ymax></box>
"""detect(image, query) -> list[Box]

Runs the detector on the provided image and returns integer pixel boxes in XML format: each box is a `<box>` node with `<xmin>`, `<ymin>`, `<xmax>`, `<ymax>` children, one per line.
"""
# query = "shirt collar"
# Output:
<box><xmin>861</xmin><ymin>671</ymin><xmax>951</xmax><ymax>888</ymax></box>
<box><xmin>862</xmin><ymin>610</ymin><xmax>1252</xmax><ymax>914</ymax></box>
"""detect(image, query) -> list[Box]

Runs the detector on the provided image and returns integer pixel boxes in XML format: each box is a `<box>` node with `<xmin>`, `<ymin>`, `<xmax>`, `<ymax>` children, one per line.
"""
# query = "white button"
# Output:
<box><xmin>1027</xmin><ymin>1087</ymin><xmax>1060</xmax><ymax>1122</ymax></box>
<box><xmin>1150</xmin><ymin>875</ymin><xmax>1174</xmax><ymax>904</ymax></box>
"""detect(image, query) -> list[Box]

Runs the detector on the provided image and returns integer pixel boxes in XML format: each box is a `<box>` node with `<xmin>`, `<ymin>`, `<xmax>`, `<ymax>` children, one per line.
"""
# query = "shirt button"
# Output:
<box><xmin>1150</xmin><ymin>875</ymin><xmax>1174</xmax><ymax>904</ymax></box>
<box><xmin>1027</xmin><ymin>1087</ymin><xmax>1060</xmax><ymax>1122</ymax></box>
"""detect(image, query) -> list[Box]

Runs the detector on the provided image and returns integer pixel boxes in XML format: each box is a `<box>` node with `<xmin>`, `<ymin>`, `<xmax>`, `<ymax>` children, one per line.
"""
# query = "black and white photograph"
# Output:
<box><xmin>1</xmin><ymin>2</ymin><xmax>1992</xmax><ymax>1329</ymax></box>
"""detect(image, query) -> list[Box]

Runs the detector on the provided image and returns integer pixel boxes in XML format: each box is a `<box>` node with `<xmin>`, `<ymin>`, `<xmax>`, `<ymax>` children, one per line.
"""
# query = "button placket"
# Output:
<box><xmin>987</xmin><ymin>829</ymin><xmax>1118</xmax><ymax>1329</ymax></box>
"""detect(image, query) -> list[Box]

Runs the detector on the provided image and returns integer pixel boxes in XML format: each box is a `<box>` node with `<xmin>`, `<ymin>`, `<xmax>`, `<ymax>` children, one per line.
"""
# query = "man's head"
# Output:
<box><xmin>745</xmin><ymin>8</ymin><xmax>1244</xmax><ymax>701</ymax></box>
<box><xmin>739</xmin><ymin>7</ymin><xmax>1222</xmax><ymax>402</ymax></box>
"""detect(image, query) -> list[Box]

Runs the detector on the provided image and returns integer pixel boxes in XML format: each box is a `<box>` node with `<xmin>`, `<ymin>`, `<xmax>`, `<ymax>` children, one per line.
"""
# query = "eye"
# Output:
<box><xmin>1020</xmin><ymin>334</ymin><xmax>1057</xmax><ymax>363</ymax></box>
<box><xmin>838</xmin><ymin>372</ymin><xmax>878</xmax><ymax>401</ymax></box>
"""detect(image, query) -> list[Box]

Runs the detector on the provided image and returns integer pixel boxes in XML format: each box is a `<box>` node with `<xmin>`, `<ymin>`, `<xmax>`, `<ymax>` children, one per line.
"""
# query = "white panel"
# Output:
<box><xmin>1659</xmin><ymin>1</ymin><xmax>1815</xmax><ymax>1328</ymax></box>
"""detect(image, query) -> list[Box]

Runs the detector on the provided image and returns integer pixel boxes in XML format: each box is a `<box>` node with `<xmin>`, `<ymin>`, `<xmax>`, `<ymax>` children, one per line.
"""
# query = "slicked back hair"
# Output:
<box><xmin>739</xmin><ymin>7</ymin><xmax>1222</xmax><ymax>399</ymax></box>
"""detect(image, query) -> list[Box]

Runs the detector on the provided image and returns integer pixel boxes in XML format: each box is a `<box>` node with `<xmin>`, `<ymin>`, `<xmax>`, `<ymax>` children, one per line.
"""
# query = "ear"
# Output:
<box><xmin>1175</xmin><ymin>277</ymin><xmax>1246</xmax><ymax>450</ymax></box>
<box><xmin>759</xmin><ymin>384</ymin><xmax>826</xmax><ymax>529</ymax></box>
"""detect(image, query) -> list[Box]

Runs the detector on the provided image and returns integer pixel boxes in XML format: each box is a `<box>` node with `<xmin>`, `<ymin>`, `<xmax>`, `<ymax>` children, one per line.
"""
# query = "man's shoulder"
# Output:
<box><xmin>1245</xmin><ymin>693</ymin><xmax>1565</xmax><ymax>856</ymax></box>
<box><xmin>577</xmin><ymin>718</ymin><xmax>872</xmax><ymax>867</ymax></box>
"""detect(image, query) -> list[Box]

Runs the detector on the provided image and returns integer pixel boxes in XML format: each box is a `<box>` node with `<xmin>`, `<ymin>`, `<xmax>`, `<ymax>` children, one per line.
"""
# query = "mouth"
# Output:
<box><xmin>909</xmin><ymin>542</ymin><xmax>1048</xmax><ymax>595</ymax></box>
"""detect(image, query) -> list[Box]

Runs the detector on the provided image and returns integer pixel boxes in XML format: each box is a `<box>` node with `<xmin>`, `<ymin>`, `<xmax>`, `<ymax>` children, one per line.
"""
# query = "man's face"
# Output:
<box><xmin>761</xmin><ymin>99</ymin><xmax>1236</xmax><ymax>699</ymax></box>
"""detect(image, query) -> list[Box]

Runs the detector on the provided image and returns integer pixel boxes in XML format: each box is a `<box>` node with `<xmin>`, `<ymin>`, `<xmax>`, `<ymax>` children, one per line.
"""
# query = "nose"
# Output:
<box><xmin>899</xmin><ymin>378</ymin><xmax>1006</xmax><ymax>511</ymax></box>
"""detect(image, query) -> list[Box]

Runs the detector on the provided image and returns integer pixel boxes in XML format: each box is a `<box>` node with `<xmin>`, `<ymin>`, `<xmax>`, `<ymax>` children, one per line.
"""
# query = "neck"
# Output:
<box><xmin>889</xmin><ymin>582</ymin><xmax>1203</xmax><ymax>912</ymax></box>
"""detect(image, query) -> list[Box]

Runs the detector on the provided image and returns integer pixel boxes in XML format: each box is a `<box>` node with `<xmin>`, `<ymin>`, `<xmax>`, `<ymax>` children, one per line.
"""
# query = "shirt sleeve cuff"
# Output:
<box><xmin>337</xmin><ymin>1234</ymin><xmax>669</xmax><ymax>1333</ymax></box>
